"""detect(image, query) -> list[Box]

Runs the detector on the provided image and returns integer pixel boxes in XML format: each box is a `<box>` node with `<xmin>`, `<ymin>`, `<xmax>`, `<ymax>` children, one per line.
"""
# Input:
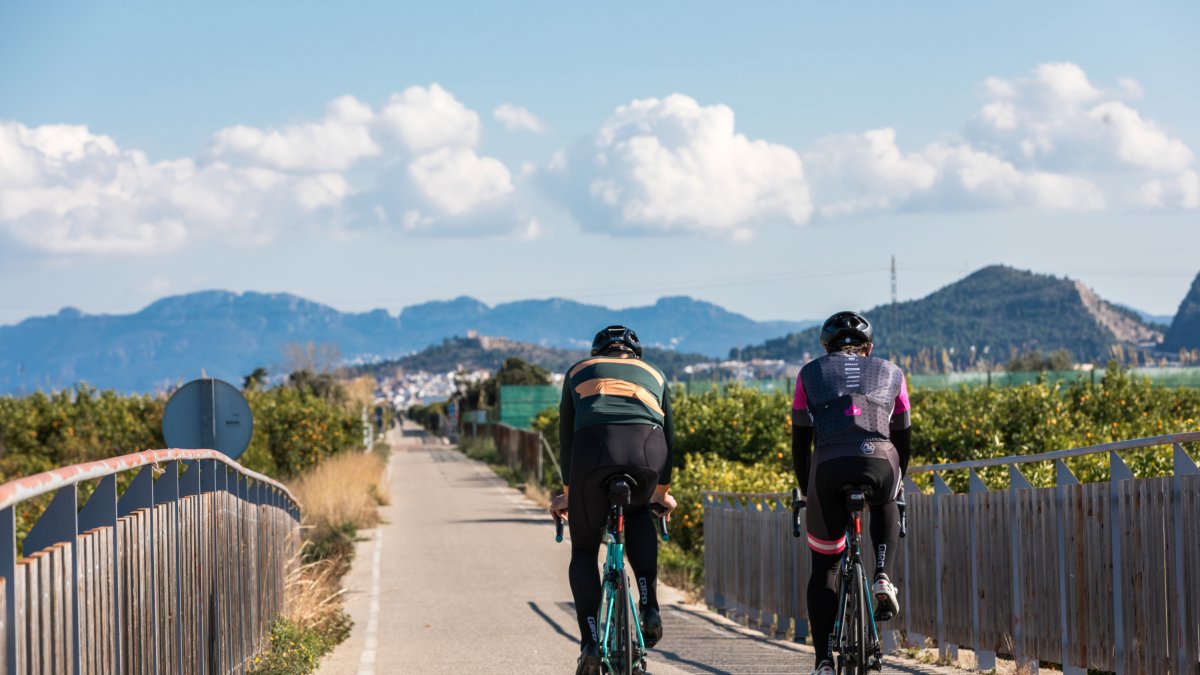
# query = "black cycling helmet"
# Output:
<box><xmin>591</xmin><ymin>325</ymin><xmax>643</xmax><ymax>358</ymax></box>
<box><xmin>820</xmin><ymin>311</ymin><xmax>873</xmax><ymax>350</ymax></box>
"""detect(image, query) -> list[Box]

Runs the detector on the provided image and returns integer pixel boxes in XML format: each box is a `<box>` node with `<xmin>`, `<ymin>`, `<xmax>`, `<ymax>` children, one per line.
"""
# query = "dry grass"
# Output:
<box><xmin>289</xmin><ymin>451</ymin><xmax>389</xmax><ymax>544</ymax></box>
<box><xmin>249</xmin><ymin>450</ymin><xmax>389</xmax><ymax>673</ymax></box>
<box><xmin>282</xmin><ymin>551</ymin><xmax>350</xmax><ymax>635</ymax></box>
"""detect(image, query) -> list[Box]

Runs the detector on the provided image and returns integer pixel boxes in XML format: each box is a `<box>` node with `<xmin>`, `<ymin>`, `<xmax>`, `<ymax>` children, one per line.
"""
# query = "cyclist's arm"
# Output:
<box><xmin>890</xmin><ymin>373</ymin><xmax>912</xmax><ymax>477</ymax></box>
<box><xmin>559</xmin><ymin>377</ymin><xmax>575</xmax><ymax>489</ymax></box>
<box><xmin>658</xmin><ymin>384</ymin><xmax>674</xmax><ymax>488</ymax></box>
<box><xmin>791</xmin><ymin>372</ymin><xmax>814</xmax><ymax>496</ymax></box>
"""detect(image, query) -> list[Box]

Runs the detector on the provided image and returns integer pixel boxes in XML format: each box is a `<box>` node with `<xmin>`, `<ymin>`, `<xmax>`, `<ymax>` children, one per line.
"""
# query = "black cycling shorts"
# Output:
<box><xmin>566</xmin><ymin>423</ymin><xmax>668</xmax><ymax>540</ymax></box>
<box><xmin>805</xmin><ymin>441</ymin><xmax>900</xmax><ymax>555</ymax></box>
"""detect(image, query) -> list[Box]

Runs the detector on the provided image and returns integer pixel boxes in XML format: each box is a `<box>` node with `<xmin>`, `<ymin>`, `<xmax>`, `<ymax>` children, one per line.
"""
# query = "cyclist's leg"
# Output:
<box><xmin>863</xmin><ymin>449</ymin><xmax>901</xmax><ymax>579</ymax></box>
<box><xmin>567</xmin><ymin>428</ymin><xmax>611</xmax><ymax>651</ymax></box>
<box><xmin>623</xmin><ymin>504</ymin><xmax>658</xmax><ymax>611</ymax></box>
<box><xmin>806</xmin><ymin>456</ymin><xmax>854</xmax><ymax>664</ymax></box>
<box><xmin>593</xmin><ymin>424</ymin><xmax>666</xmax><ymax>615</ymax></box>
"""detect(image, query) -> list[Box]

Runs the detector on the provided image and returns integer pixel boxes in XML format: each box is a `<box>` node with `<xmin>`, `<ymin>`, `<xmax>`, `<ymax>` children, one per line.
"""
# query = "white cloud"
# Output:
<box><xmin>803</xmin><ymin>63</ymin><xmax>1192</xmax><ymax>216</ymax></box>
<box><xmin>804</xmin><ymin>127</ymin><xmax>1103</xmax><ymax>217</ymax></box>
<box><xmin>493</xmin><ymin>104</ymin><xmax>548</xmax><ymax>134</ymax></box>
<box><xmin>1118</xmin><ymin>77</ymin><xmax>1145</xmax><ymax>99</ymax></box>
<box><xmin>919</xmin><ymin>142</ymin><xmax>1105</xmax><ymax>210</ymax></box>
<box><xmin>967</xmin><ymin>62</ymin><xmax>1193</xmax><ymax>174</ymax></box>
<box><xmin>211</xmin><ymin>95</ymin><xmax>379</xmax><ymax>171</ymax></box>
<box><xmin>407</xmin><ymin>146</ymin><xmax>513</xmax><ymax>215</ymax></box>
<box><xmin>1087</xmin><ymin>102</ymin><xmax>1193</xmax><ymax>172</ymax></box>
<box><xmin>1139</xmin><ymin>170</ymin><xmax>1200</xmax><ymax>209</ymax></box>
<box><xmin>1</xmin><ymin>84</ymin><xmax>535</xmax><ymax>255</ymax></box>
<box><xmin>804</xmin><ymin>128</ymin><xmax>936</xmax><ymax>217</ymax></box>
<box><xmin>548</xmin><ymin>94</ymin><xmax>811</xmax><ymax>237</ymax></box>
<box><xmin>0</xmin><ymin>121</ymin><xmax>230</xmax><ymax>253</ymax></box>
<box><xmin>376</xmin><ymin>84</ymin><xmax>481</xmax><ymax>154</ymax></box>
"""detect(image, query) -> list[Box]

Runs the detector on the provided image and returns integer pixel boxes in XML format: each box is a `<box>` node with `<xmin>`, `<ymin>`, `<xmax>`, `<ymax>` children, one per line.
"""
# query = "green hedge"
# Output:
<box><xmin>0</xmin><ymin>382</ymin><xmax>364</xmax><ymax>483</ymax></box>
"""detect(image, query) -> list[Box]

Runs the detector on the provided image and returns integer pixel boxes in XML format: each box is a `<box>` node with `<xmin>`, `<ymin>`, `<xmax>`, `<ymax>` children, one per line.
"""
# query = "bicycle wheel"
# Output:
<box><xmin>615</xmin><ymin>572</ymin><xmax>634</xmax><ymax>675</ymax></box>
<box><xmin>852</xmin><ymin>563</ymin><xmax>869</xmax><ymax>675</ymax></box>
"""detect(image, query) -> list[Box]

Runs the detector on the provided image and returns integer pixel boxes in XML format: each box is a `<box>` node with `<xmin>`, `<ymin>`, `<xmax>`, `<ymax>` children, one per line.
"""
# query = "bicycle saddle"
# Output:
<box><xmin>606</xmin><ymin>474</ymin><xmax>637</xmax><ymax>506</ymax></box>
<box><xmin>841</xmin><ymin>485</ymin><xmax>873</xmax><ymax>510</ymax></box>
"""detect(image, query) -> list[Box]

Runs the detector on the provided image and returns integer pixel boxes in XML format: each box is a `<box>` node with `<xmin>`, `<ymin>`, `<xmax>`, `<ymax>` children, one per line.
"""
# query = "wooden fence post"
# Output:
<box><xmin>1054</xmin><ymin>460</ymin><xmax>1086</xmax><ymax>675</ymax></box>
<box><xmin>967</xmin><ymin>470</ymin><xmax>995</xmax><ymax>671</ymax></box>
<box><xmin>1110</xmin><ymin>451</ymin><xmax>1134</xmax><ymax>675</ymax></box>
<box><xmin>1008</xmin><ymin>465</ymin><xmax>1036</xmax><ymax>673</ymax></box>
<box><xmin>1172</xmin><ymin>444</ymin><xmax>1198</xmax><ymax>675</ymax></box>
<box><xmin>25</xmin><ymin>485</ymin><xmax>80</xmax><ymax>674</ymax></box>
<box><xmin>117</xmin><ymin>465</ymin><xmax>156</xmax><ymax>672</ymax></box>
<box><xmin>932</xmin><ymin>472</ymin><xmax>955</xmax><ymax>661</ymax></box>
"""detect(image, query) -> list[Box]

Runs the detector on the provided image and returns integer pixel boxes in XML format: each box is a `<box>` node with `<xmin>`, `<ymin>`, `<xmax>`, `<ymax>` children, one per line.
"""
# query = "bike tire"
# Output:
<box><xmin>853</xmin><ymin>562</ymin><xmax>869</xmax><ymax>675</ymax></box>
<box><xmin>617</xmin><ymin>572</ymin><xmax>634</xmax><ymax>675</ymax></box>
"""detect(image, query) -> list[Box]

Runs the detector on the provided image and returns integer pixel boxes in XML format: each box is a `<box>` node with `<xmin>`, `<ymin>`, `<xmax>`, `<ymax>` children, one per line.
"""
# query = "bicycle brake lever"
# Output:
<box><xmin>791</xmin><ymin>488</ymin><xmax>805</xmax><ymax>538</ymax></box>
<box><xmin>649</xmin><ymin>503</ymin><xmax>670</xmax><ymax>542</ymax></box>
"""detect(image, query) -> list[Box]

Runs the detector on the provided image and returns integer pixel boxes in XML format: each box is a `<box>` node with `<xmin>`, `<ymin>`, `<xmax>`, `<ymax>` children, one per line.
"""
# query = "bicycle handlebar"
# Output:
<box><xmin>791</xmin><ymin>488</ymin><xmax>805</xmax><ymax>538</ymax></box>
<box><xmin>897</xmin><ymin>488</ymin><xmax>907</xmax><ymax>539</ymax></box>
<box><xmin>553</xmin><ymin>513</ymin><xmax>564</xmax><ymax>543</ymax></box>
<box><xmin>650</xmin><ymin>503</ymin><xmax>670</xmax><ymax>542</ymax></box>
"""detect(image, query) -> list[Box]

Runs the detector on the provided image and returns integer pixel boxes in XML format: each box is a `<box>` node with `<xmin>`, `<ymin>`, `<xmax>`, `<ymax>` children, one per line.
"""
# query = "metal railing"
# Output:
<box><xmin>0</xmin><ymin>448</ymin><xmax>301</xmax><ymax>674</ymax></box>
<box><xmin>703</xmin><ymin>432</ymin><xmax>1200</xmax><ymax>675</ymax></box>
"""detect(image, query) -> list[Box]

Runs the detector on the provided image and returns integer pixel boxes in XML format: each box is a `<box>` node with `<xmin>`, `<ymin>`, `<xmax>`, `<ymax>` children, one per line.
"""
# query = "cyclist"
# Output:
<box><xmin>550</xmin><ymin>325</ymin><xmax>678</xmax><ymax>675</ymax></box>
<box><xmin>792</xmin><ymin>311</ymin><xmax>911</xmax><ymax>675</ymax></box>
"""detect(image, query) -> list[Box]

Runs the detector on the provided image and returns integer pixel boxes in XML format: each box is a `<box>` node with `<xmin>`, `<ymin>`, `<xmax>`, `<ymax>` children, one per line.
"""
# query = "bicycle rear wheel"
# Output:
<box><xmin>852</xmin><ymin>562</ymin><xmax>869</xmax><ymax>674</ymax></box>
<box><xmin>615</xmin><ymin>572</ymin><xmax>633</xmax><ymax>675</ymax></box>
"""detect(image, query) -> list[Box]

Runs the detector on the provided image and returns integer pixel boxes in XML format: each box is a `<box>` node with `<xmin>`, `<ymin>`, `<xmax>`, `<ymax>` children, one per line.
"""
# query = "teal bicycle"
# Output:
<box><xmin>556</xmin><ymin>476</ymin><xmax>668</xmax><ymax>675</ymax></box>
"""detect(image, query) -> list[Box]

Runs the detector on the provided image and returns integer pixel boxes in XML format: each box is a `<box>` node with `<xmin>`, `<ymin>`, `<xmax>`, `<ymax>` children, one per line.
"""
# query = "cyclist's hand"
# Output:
<box><xmin>651</xmin><ymin>492</ymin><xmax>677</xmax><ymax>520</ymax></box>
<box><xmin>550</xmin><ymin>493</ymin><xmax>569</xmax><ymax>520</ymax></box>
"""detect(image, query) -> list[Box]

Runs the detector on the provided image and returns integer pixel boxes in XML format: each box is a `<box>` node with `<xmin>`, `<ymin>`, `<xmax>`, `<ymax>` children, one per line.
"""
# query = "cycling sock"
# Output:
<box><xmin>623</xmin><ymin>508</ymin><xmax>660</xmax><ymax>610</ymax></box>
<box><xmin>569</xmin><ymin>538</ymin><xmax>603</xmax><ymax>648</ymax></box>
<box><xmin>869</xmin><ymin>501</ymin><xmax>900</xmax><ymax>578</ymax></box>
<box><xmin>807</xmin><ymin>551</ymin><xmax>841</xmax><ymax>662</ymax></box>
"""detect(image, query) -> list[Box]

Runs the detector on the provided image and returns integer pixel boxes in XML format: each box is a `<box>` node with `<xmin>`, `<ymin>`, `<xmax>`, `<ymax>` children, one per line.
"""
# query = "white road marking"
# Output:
<box><xmin>356</xmin><ymin>528</ymin><xmax>384</xmax><ymax>675</ymax></box>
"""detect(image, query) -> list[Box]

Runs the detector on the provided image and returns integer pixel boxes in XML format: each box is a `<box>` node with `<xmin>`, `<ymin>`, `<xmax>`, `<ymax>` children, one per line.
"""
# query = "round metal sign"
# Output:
<box><xmin>163</xmin><ymin>378</ymin><xmax>254</xmax><ymax>459</ymax></box>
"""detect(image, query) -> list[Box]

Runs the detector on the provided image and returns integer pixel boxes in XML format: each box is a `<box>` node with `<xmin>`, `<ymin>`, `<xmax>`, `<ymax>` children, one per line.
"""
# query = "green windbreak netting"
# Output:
<box><xmin>499</xmin><ymin>385</ymin><xmax>562</xmax><ymax>428</ymax></box>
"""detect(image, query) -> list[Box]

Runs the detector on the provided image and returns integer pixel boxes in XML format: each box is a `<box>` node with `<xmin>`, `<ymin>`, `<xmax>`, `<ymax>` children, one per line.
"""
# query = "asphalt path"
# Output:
<box><xmin>318</xmin><ymin>427</ymin><xmax>960</xmax><ymax>675</ymax></box>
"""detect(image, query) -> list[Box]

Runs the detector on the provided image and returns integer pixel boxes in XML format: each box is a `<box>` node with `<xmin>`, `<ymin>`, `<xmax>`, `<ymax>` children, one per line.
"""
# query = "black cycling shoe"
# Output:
<box><xmin>641</xmin><ymin>607</ymin><xmax>663</xmax><ymax>648</ymax></box>
<box><xmin>575</xmin><ymin>642</ymin><xmax>601</xmax><ymax>675</ymax></box>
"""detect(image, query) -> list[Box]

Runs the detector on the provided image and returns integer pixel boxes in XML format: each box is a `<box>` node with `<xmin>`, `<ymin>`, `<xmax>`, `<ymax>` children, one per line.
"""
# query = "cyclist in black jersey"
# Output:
<box><xmin>792</xmin><ymin>312</ymin><xmax>912</xmax><ymax>675</ymax></box>
<box><xmin>550</xmin><ymin>325</ymin><xmax>678</xmax><ymax>675</ymax></box>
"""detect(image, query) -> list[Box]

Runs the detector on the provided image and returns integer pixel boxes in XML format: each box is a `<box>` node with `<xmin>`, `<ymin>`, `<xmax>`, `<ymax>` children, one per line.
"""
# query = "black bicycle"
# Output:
<box><xmin>556</xmin><ymin>476</ymin><xmax>668</xmax><ymax>675</ymax></box>
<box><xmin>792</xmin><ymin>487</ymin><xmax>905</xmax><ymax>675</ymax></box>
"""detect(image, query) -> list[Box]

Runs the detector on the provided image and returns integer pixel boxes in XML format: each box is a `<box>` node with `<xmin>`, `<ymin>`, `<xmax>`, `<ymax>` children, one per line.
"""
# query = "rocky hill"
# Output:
<box><xmin>736</xmin><ymin>266</ymin><xmax>1165</xmax><ymax>366</ymax></box>
<box><xmin>1163</xmin><ymin>271</ymin><xmax>1200</xmax><ymax>353</ymax></box>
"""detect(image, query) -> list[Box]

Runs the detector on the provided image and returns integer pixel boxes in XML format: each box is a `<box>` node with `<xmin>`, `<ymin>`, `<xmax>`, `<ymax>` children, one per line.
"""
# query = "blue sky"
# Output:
<box><xmin>1</xmin><ymin>1</ymin><xmax>1198</xmax><ymax>327</ymax></box>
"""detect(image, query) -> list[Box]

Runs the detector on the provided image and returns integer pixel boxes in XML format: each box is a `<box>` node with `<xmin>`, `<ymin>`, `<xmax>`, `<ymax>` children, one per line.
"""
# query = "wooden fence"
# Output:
<box><xmin>704</xmin><ymin>432</ymin><xmax>1200</xmax><ymax>675</ymax></box>
<box><xmin>0</xmin><ymin>449</ymin><xmax>301</xmax><ymax>674</ymax></box>
<box><xmin>488</xmin><ymin>424</ymin><xmax>559</xmax><ymax>487</ymax></box>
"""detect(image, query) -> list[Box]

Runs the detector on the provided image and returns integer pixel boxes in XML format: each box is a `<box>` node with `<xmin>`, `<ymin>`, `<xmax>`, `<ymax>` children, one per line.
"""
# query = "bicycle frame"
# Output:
<box><xmin>831</xmin><ymin>500</ymin><xmax>882</xmax><ymax>674</ymax></box>
<box><xmin>598</xmin><ymin>499</ymin><xmax>646</xmax><ymax>674</ymax></box>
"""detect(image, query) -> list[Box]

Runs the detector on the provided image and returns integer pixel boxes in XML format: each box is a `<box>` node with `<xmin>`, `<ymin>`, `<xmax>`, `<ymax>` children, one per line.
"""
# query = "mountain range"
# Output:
<box><xmin>0</xmin><ymin>294</ymin><xmax>813</xmax><ymax>394</ymax></box>
<box><xmin>3</xmin><ymin>266</ymin><xmax>1197</xmax><ymax>395</ymax></box>
<box><xmin>737</xmin><ymin>265</ymin><xmax>1176</xmax><ymax>365</ymax></box>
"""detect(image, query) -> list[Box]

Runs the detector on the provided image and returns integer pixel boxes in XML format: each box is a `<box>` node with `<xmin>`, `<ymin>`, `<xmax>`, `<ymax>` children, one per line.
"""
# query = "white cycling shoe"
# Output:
<box><xmin>811</xmin><ymin>659</ymin><xmax>835</xmax><ymax>675</ymax></box>
<box><xmin>873</xmin><ymin>573</ymin><xmax>900</xmax><ymax>619</ymax></box>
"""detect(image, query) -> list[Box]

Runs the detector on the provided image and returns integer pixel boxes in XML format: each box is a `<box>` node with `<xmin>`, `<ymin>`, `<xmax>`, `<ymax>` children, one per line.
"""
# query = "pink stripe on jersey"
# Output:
<box><xmin>792</xmin><ymin>372</ymin><xmax>808</xmax><ymax>411</ymax></box>
<box><xmin>894</xmin><ymin>373</ymin><xmax>911</xmax><ymax>413</ymax></box>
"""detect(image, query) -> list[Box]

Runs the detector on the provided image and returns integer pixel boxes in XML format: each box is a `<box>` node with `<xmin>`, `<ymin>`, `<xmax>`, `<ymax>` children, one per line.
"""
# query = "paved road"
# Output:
<box><xmin>318</xmin><ymin>427</ymin><xmax>958</xmax><ymax>675</ymax></box>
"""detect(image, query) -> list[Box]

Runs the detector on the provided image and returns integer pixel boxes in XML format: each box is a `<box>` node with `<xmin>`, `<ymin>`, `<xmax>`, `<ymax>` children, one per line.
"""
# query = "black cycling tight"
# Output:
<box><xmin>569</xmin><ymin>504</ymin><xmax>659</xmax><ymax>649</ymax></box>
<box><xmin>808</xmin><ymin>500</ymin><xmax>899</xmax><ymax>663</ymax></box>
